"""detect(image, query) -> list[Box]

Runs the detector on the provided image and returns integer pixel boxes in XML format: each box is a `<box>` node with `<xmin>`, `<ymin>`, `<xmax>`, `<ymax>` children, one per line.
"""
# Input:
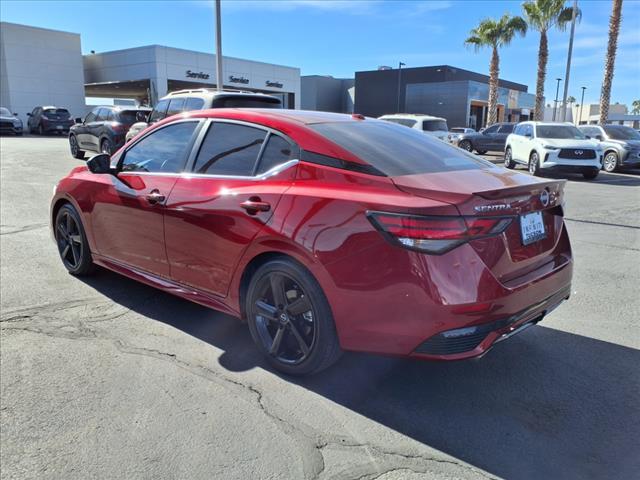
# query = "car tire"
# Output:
<box><xmin>69</xmin><ymin>135</ymin><xmax>85</xmax><ymax>160</ymax></box>
<box><xmin>246</xmin><ymin>258</ymin><xmax>342</xmax><ymax>376</ymax></box>
<box><xmin>529</xmin><ymin>151</ymin><xmax>541</xmax><ymax>176</ymax></box>
<box><xmin>54</xmin><ymin>204</ymin><xmax>95</xmax><ymax>276</ymax></box>
<box><xmin>100</xmin><ymin>138</ymin><xmax>113</xmax><ymax>155</ymax></box>
<box><xmin>476</xmin><ymin>150</ymin><xmax>488</xmax><ymax>155</ymax></box>
<box><xmin>459</xmin><ymin>140</ymin><xmax>473</xmax><ymax>152</ymax></box>
<box><xmin>602</xmin><ymin>151</ymin><xmax>619</xmax><ymax>173</ymax></box>
<box><xmin>504</xmin><ymin>147</ymin><xmax>516</xmax><ymax>169</ymax></box>
<box><xmin>582</xmin><ymin>169</ymin><xmax>599</xmax><ymax>180</ymax></box>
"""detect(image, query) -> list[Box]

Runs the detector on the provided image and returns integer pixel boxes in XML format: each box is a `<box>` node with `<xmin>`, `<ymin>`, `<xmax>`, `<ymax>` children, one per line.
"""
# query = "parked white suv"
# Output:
<box><xmin>504</xmin><ymin>122</ymin><xmax>603</xmax><ymax>180</ymax></box>
<box><xmin>378</xmin><ymin>114</ymin><xmax>449</xmax><ymax>141</ymax></box>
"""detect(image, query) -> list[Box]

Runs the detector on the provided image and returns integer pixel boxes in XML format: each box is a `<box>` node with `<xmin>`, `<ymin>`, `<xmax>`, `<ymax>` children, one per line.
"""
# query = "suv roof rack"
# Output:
<box><xmin>166</xmin><ymin>88</ymin><xmax>268</xmax><ymax>96</ymax></box>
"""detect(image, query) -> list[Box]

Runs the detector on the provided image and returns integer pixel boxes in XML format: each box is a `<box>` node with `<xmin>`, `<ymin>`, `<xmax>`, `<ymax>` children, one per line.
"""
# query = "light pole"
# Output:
<box><xmin>214</xmin><ymin>0</ymin><xmax>223</xmax><ymax>92</ymax></box>
<box><xmin>560</xmin><ymin>0</ymin><xmax>578</xmax><ymax>121</ymax></box>
<box><xmin>553</xmin><ymin>77</ymin><xmax>562</xmax><ymax>121</ymax></box>
<box><xmin>578</xmin><ymin>86</ymin><xmax>586</xmax><ymax>125</ymax></box>
<box><xmin>397</xmin><ymin>61</ymin><xmax>405</xmax><ymax>113</ymax></box>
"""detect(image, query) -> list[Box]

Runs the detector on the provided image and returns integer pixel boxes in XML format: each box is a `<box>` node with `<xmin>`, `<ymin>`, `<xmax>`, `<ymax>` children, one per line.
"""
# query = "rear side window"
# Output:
<box><xmin>498</xmin><ymin>124</ymin><xmax>514</xmax><ymax>134</ymax></box>
<box><xmin>185</xmin><ymin>97</ymin><xmax>205</xmax><ymax>111</ymax></box>
<box><xmin>118</xmin><ymin>110</ymin><xmax>148</xmax><ymax>124</ymax></box>
<box><xmin>95</xmin><ymin>108</ymin><xmax>111</xmax><ymax>121</ymax></box>
<box><xmin>166</xmin><ymin>98</ymin><xmax>186</xmax><ymax>117</ymax></box>
<box><xmin>309</xmin><ymin>121</ymin><xmax>493</xmax><ymax>176</ymax></box>
<box><xmin>193</xmin><ymin>122</ymin><xmax>266</xmax><ymax>176</ymax></box>
<box><xmin>256</xmin><ymin>134</ymin><xmax>298</xmax><ymax>174</ymax></box>
<box><xmin>121</xmin><ymin>121</ymin><xmax>198</xmax><ymax>173</ymax></box>
<box><xmin>148</xmin><ymin>99</ymin><xmax>170</xmax><ymax>123</ymax></box>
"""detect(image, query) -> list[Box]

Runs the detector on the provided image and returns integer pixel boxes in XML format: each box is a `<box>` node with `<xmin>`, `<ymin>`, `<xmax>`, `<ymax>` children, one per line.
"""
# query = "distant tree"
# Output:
<box><xmin>632</xmin><ymin>99</ymin><xmax>640</xmax><ymax>115</ymax></box>
<box><xmin>465</xmin><ymin>14</ymin><xmax>527</xmax><ymax>126</ymax></box>
<box><xmin>523</xmin><ymin>0</ymin><xmax>580</xmax><ymax>120</ymax></box>
<box><xmin>600</xmin><ymin>0</ymin><xmax>623</xmax><ymax>124</ymax></box>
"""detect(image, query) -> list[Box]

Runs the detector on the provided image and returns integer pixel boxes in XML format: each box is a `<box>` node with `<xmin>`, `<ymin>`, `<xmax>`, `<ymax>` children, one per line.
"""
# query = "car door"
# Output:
<box><xmin>28</xmin><ymin>107</ymin><xmax>40</xmax><ymax>131</ymax></box>
<box><xmin>478</xmin><ymin>124</ymin><xmax>499</xmax><ymax>150</ymax></box>
<box><xmin>86</xmin><ymin>108</ymin><xmax>110</xmax><ymax>151</ymax></box>
<box><xmin>89</xmin><ymin>119</ymin><xmax>202</xmax><ymax>277</ymax></box>
<box><xmin>164</xmin><ymin>120</ymin><xmax>298</xmax><ymax>297</ymax></box>
<box><xmin>75</xmin><ymin>108</ymin><xmax>97</xmax><ymax>148</ymax></box>
<box><xmin>509</xmin><ymin>125</ymin><xmax>524</xmax><ymax>161</ymax></box>
<box><xmin>495</xmin><ymin>124</ymin><xmax>514</xmax><ymax>150</ymax></box>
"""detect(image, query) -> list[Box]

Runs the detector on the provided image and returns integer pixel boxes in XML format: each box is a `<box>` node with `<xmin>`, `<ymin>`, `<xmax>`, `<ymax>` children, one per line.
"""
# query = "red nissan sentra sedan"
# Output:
<box><xmin>51</xmin><ymin>109</ymin><xmax>572</xmax><ymax>375</ymax></box>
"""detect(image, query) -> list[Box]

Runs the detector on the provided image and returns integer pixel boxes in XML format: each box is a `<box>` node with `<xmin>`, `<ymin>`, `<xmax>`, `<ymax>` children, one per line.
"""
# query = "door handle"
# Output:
<box><xmin>146</xmin><ymin>190</ymin><xmax>166</xmax><ymax>205</ymax></box>
<box><xmin>240</xmin><ymin>197</ymin><xmax>271</xmax><ymax>215</ymax></box>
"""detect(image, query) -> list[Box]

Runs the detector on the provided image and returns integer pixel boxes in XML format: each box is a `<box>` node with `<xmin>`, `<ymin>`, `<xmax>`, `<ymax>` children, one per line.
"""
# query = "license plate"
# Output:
<box><xmin>56</xmin><ymin>125</ymin><xmax>63</xmax><ymax>130</ymax></box>
<box><xmin>520</xmin><ymin>211</ymin><xmax>546</xmax><ymax>245</ymax></box>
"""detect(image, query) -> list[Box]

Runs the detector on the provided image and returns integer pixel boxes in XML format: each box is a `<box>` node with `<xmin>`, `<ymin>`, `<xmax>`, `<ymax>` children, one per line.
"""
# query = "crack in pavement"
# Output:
<box><xmin>0</xmin><ymin>223</ymin><xmax>48</xmax><ymax>235</ymax></box>
<box><xmin>2</xmin><ymin>301</ymin><xmax>491</xmax><ymax>480</ymax></box>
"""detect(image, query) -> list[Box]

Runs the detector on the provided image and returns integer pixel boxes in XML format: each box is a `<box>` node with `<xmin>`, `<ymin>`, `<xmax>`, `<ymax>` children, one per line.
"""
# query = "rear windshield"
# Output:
<box><xmin>118</xmin><ymin>110</ymin><xmax>149</xmax><ymax>124</ymax></box>
<box><xmin>450</xmin><ymin>128</ymin><xmax>466</xmax><ymax>133</ymax></box>
<box><xmin>211</xmin><ymin>97</ymin><xmax>282</xmax><ymax>108</ymax></box>
<box><xmin>603</xmin><ymin>126</ymin><xmax>640</xmax><ymax>140</ymax></box>
<box><xmin>310</xmin><ymin>121</ymin><xmax>493</xmax><ymax>176</ymax></box>
<box><xmin>536</xmin><ymin>125</ymin><xmax>586</xmax><ymax>139</ymax></box>
<box><xmin>44</xmin><ymin>108</ymin><xmax>70</xmax><ymax>118</ymax></box>
<box><xmin>422</xmin><ymin>120</ymin><xmax>448</xmax><ymax>132</ymax></box>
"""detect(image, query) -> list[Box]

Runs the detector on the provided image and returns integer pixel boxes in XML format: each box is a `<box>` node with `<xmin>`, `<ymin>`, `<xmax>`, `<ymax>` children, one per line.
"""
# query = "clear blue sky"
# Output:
<box><xmin>2</xmin><ymin>0</ymin><xmax>639</xmax><ymax>106</ymax></box>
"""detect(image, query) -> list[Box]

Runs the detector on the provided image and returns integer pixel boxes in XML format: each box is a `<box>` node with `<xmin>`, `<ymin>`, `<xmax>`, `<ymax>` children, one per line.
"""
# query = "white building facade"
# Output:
<box><xmin>83</xmin><ymin>45</ymin><xmax>300</xmax><ymax>109</ymax></box>
<box><xmin>0</xmin><ymin>22</ymin><xmax>87</xmax><ymax>124</ymax></box>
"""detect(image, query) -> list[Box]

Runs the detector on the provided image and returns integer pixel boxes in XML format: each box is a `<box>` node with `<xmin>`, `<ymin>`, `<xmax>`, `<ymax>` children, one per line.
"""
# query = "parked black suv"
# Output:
<box><xmin>27</xmin><ymin>106</ymin><xmax>74</xmax><ymax>135</ymax></box>
<box><xmin>0</xmin><ymin>107</ymin><xmax>23</xmax><ymax>135</ymax></box>
<box><xmin>456</xmin><ymin>122</ymin><xmax>516</xmax><ymax>154</ymax></box>
<box><xmin>69</xmin><ymin>106</ymin><xmax>151</xmax><ymax>159</ymax></box>
<box><xmin>125</xmin><ymin>89</ymin><xmax>282</xmax><ymax>141</ymax></box>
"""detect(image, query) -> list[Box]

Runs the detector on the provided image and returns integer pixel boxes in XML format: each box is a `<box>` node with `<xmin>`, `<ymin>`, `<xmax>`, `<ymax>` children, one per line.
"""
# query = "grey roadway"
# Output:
<box><xmin>1</xmin><ymin>136</ymin><xmax>639</xmax><ymax>480</ymax></box>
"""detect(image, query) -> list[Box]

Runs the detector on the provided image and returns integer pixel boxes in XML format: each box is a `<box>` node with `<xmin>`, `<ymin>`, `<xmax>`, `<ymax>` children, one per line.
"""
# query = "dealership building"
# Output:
<box><xmin>1</xmin><ymin>22</ymin><xmax>300</xmax><ymax>124</ymax></box>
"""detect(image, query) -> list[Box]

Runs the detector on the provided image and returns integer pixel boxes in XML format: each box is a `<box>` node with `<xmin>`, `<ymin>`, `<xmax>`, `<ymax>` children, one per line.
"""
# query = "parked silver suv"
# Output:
<box><xmin>125</xmin><ymin>89</ymin><xmax>282</xmax><ymax>142</ymax></box>
<box><xmin>578</xmin><ymin>124</ymin><xmax>640</xmax><ymax>172</ymax></box>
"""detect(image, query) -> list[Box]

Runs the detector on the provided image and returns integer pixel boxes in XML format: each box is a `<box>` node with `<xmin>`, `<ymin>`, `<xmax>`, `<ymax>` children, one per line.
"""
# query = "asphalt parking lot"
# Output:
<box><xmin>1</xmin><ymin>135</ymin><xmax>639</xmax><ymax>480</ymax></box>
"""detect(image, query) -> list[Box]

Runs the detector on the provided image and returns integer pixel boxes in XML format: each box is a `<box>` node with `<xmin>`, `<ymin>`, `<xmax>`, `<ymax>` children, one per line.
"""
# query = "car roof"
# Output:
<box><xmin>162</xmin><ymin>89</ymin><xmax>280</xmax><ymax>101</ymax></box>
<box><xmin>379</xmin><ymin>113</ymin><xmax>446</xmax><ymax>121</ymax></box>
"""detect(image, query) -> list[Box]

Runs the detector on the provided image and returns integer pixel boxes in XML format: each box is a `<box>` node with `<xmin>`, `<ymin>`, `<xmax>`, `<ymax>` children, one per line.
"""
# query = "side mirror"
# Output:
<box><xmin>27</xmin><ymin>113</ymin><xmax>32</xmax><ymax>117</ymax></box>
<box><xmin>585</xmin><ymin>135</ymin><xmax>591</xmax><ymax>139</ymax></box>
<box><xmin>13</xmin><ymin>112</ymin><xmax>18</xmax><ymax>116</ymax></box>
<box><xmin>75</xmin><ymin>117</ymin><xmax>82</xmax><ymax>124</ymax></box>
<box><xmin>524</xmin><ymin>133</ymin><xmax>532</xmax><ymax>138</ymax></box>
<box><xmin>596</xmin><ymin>135</ymin><xmax>603</xmax><ymax>141</ymax></box>
<box><xmin>86</xmin><ymin>154</ymin><xmax>114</xmax><ymax>174</ymax></box>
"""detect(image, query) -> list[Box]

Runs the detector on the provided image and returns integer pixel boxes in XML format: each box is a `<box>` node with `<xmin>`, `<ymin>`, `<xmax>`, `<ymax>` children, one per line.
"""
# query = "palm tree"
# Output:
<box><xmin>523</xmin><ymin>0</ymin><xmax>580</xmax><ymax>121</ymax></box>
<box><xmin>632</xmin><ymin>99</ymin><xmax>640</xmax><ymax>115</ymax></box>
<box><xmin>567</xmin><ymin>95</ymin><xmax>576</xmax><ymax>122</ymax></box>
<box><xmin>600</xmin><ymin>0</ymin><xmax>623</xmax><ymax>124</ymax></box>
<box><xmin>465</xmin><ymin>14</ymin><xmax>527</xmax><ymax>126</ymax></box>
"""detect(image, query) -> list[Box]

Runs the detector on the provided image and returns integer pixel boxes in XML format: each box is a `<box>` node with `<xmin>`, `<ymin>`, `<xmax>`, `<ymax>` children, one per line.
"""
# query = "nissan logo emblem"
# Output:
<box><xmin>540</xmin><ymin>190</ymin><xmax>550</xmax><ymax>207</ymax></box>
<box><xmin>574</xmin><ymin>150</ymin><xmax>583</xmax><ymax>155</ymax></box>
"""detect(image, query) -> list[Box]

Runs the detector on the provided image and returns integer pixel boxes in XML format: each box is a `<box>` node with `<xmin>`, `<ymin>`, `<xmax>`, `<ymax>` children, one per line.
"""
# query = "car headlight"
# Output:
<box><xmin>13</xmin><ymin>119</ymin><xmax>21</xmax><ymax>126</ymax></box>
<box><xmin>542</xmin><ymin>145</ymin><xmax>560</xmax><ymax>150</ymax></box>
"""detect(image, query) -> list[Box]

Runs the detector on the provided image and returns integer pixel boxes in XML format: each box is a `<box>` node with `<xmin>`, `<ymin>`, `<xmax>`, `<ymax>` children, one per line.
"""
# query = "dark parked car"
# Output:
<box><xmin>125</xmin><ymin>89</ymin><xmax>282</xmax><ymax>141</ymax></box>
<box><xmin>51</xmin><ymin>109</ymin><xmax>572</xmax><ymax>375</ymax></box>
<box><xmin>578</xmin><ymin>124</ymin><xmax>640</xmax><ymax>172</ymax></box>
<box><xmin>0</xmin><ymin>107</ymin><xmax>23</xmax><ymax>135</ymax></box>
<box><xmin>456</xmin><ymin>122</ymin><xmax>516</xmax><ymax>154</ymax></box>
<box><xmin>27</xmin><ymin>106</ymin><xmax>74</xmax><ymax>135</ymax></box>
<box><xmin>69</xmin><ymin>106</ymin><xmax>151</xmax><ymax>158</ymax></box>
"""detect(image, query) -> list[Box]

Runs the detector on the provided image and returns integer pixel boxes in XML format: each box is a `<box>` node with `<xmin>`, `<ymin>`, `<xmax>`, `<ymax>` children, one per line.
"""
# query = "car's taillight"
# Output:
<box><xmin>111</xmin><ymin>123</ymin><xmax>125</xmax><ymax>133</ymax></box>
<box><xmin>367</xmin><ymin>211</ymin><xmax>513</xmax><ymax>254</ymax></box>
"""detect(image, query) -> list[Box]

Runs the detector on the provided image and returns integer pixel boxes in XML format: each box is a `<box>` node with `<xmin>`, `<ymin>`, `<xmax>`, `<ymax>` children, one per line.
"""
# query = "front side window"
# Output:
<box><xmin>148</xmin><ymin>99</ymin><xmax>170</xmax><ymax>123</ymax></box>
<box><xmin>536</xmin><ymin>125</ymin><xmax>586</xmax><ymax>140</ymax></box>
<box><xmin>422</xmin><ymin>120</ymin><xmax>448</xmax><ymax>132</ymax></box>
<box><xmin>184</xmin><ymin>97</ymin><xmax>205</xmax><ymax>111</ymax></box>
<box><xmin>309</xmin><ymin>120</ymin><xmax>493</xmax><ymax>176</ymax></box>
<box><xmin>381</xmin><ymin>118</ymin><xmax>417</xmax><ymax>128</ymax></box>
<box><xmin>483</xmin><ymin>124</ymin><xmax>499</xmax><ymax>134</ymax></box>
<box><xmin>256</xmin><ymin>134</ymin><xmax>298</xmax><ymax>175</ymax></box>
<box><xmin>121</xmin><ymin>121</ymin><xmax>198</xmax><ymax>173</ymax></box>
<box><xmin>166</xmin><ymin>98</ymin><xmax>186</xmax><ymax>117</ymax></box>
<box><xmin>193</xmin><ymin>122</ymin><xmax>266</xmax><ymax>176</ymax></box>
<box><xmin>84</xmin><ymin>109</ymin><xmax>98</xmax><ymax>123</ymax></box>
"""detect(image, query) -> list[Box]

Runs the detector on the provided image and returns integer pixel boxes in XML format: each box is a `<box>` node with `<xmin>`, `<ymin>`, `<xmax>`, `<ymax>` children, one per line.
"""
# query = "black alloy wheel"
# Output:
<box><xmin>101</xmin><ymin>139</ymin><xmax>113</xmax><ymax>155</ymax></box>
<box><xmin>504</xmin><ymin>147</ymin><xmax>516</xmax><ymax>169</ymax></box>
<box><xmin>55</xmin><ymin>205</ymin><xmax>94</xmax><ymax>275</ymax></box>
<box><xmin>246</xmin><ymin>259</ymin><xmax>341</xmax><ymax>375</ymax></box>
<box><xmin>69</xmin><ymin>135</ymin><xmax>85</xmax><ymax>159</ymax></box>
<box><xmin>459</xmin><ymin>140</ymin><xmax>473</xmax><ymax>152</ymax></box>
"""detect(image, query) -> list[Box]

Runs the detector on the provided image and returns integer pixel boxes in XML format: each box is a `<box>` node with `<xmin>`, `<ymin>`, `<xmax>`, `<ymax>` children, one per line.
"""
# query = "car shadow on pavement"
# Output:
<box><xmin>79</xmin><ymin>268</ymin><xmax>640</xmax><ymax>480</ymax></box>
